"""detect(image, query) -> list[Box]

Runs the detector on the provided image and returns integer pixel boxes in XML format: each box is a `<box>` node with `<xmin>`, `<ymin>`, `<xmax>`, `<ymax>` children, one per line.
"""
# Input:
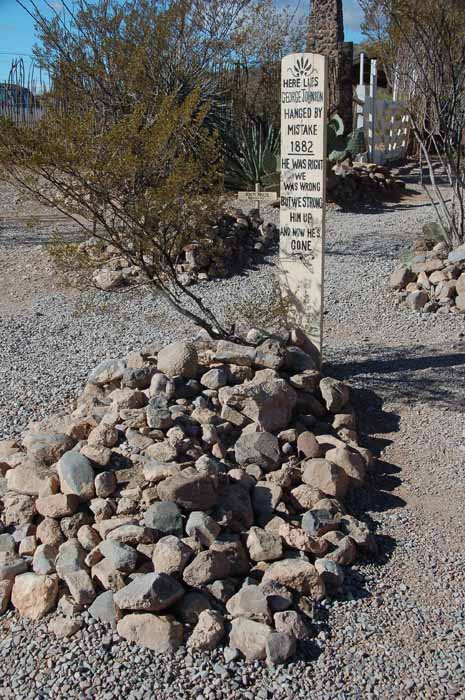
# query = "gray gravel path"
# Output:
<box><xmin>1</xmin><ymin>183</ymin><xmax>464</xmax><ymax>699</ymax></box>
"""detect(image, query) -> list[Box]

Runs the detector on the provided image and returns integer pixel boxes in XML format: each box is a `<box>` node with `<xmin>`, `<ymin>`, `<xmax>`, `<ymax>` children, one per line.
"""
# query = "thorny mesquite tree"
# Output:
<box><xmin>0</xmin><ymin>0</ymin><xmax>271</xmax><ymax>338</ymax></box>
<box><xmin>360</xmin><ymin>0</ymin><xmax>465</xmax><ymax>248</ymax></box>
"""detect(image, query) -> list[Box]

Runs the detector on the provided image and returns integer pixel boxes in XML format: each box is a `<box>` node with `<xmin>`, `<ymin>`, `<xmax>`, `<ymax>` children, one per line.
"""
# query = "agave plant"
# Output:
<box><xmin>223</xmin><ymin>119</ymin><xmax>280</xmax><ymax>191</ymax></box>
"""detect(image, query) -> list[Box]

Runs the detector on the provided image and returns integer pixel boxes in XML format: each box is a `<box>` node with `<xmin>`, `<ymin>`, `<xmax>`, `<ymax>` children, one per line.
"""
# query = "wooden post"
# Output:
<box><xmin>359</xmin><ymin>51</ymin><xmax>365</xmax><ymax>86</ymax></box>
<box><xmin>279</xmin><ymin>53</ymin><xmax>328</xmax><ymax>362</ymax></box>
<box><xmin>369</xmin><ymin>59</ymin><xmax>378</xmax><ymax>163</ymax></box>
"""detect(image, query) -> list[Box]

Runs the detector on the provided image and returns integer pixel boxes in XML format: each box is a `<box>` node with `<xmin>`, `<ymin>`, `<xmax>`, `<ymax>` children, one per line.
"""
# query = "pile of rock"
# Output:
<box><xmin>82</xmin><ymin>210</ymin><xmax>278</xmax><ymax>292</ymax></box>
<box><xmin>0</xmin><ymin>328</ymin><xmax>376</xmax><ymax>664</ymax></box>
<box><xmin>390</xmin><ymin>239</ymin><xmax>465</xmax><ymax>313</ymax></box>
<box><xmin>327</xmin><ymin>159</ymin><xmax>406</xmax><ymax>205</ymax></box>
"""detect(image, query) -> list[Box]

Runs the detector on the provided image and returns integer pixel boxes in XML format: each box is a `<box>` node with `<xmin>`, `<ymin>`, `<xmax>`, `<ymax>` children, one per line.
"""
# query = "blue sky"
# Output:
<box><xmin>0</xmin><ymin>0</ymin><xmax>365</xmax><ymax>82</ymax></box>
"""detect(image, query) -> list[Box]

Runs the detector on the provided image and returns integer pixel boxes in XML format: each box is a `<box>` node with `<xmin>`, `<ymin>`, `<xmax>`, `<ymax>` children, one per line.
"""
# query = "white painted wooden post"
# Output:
<box><xmin>279</xmin><ymin>53</ymin><xmax>328</xmax><ymax>361</ymax></box>
<box><xmin>359</xmin><ymin>52</ymin><xmax>365</xmax><ymax>86</ymax></box>
<box><xmin>255</xmin><ymin>182</ymin><xmax>261</xmax><ymax>214</ymax></box>
<box><xmin>356</xmin><ymin>52</ymin><xmax>368</xmax><ymax>131</ymax></box>
<box><xmin>369</xmin><ymin>59</ymin><xmax>378</xmax><ymax>163</ymax></box>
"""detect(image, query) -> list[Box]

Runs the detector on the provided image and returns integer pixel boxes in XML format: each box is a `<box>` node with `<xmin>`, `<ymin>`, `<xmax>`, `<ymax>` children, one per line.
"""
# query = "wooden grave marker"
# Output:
<box><xmin>279</xmin><ymin>52</ymin><xmax>328</xmax><ymax>360</ymax></box>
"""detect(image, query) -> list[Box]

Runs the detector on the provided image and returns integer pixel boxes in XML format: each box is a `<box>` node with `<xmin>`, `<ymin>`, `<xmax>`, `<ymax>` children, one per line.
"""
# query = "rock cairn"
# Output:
<box><xmin>390</xmin><ymin>239</ymin><xmax>465</xmax><ymax>313</ymax></box>
<box><xmin>0</xmin><ymin>328</ymin><xmax>376</xmax><ymax>664</ymax></box>
<box><xmin>82</xmin><ymin>211</ymin><xmax>278</xmax><ymax>292</ymax></box>
<box><xmin>327</xmin><ymin>159</ymin><xmax>406</xmax><ymax>205</ymax></box>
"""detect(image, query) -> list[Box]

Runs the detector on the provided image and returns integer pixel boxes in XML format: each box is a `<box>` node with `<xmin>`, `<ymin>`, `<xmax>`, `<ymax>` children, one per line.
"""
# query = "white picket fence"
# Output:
<box><xmin>355</xmin><ymin>54</ymin><xmax>410</xmax><ymax>166</ymax></box>
<box><xmin>0</xmin><ymin>102</ymin><xmax>44</xmax><ymax>125</ymax></box>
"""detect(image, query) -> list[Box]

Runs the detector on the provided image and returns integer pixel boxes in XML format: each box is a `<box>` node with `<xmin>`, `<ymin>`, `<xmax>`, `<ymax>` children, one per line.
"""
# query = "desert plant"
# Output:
<box><xmin>1</xmin><ymin>0</ymin><xmax>279</xmax><ymax>338</ymax></box>
<box><xmin>223</xmin><ymin>119</ymin><xmax>280</xmax><ymax>190</ymax></box>
<box><xmin>327</xmin><ymin>114</ymin><xmax>366</xmax><ymax>161</ymax></box>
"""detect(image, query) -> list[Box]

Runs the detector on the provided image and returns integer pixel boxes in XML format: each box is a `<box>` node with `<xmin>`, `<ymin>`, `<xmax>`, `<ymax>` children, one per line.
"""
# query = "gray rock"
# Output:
<box><xmin>0</xmin><ymin>551</ymin><xmax>28</xmax><ymax>581</ymax></box>
<box><xmin>226</xmin><ymin>585</ymin><xmax>271</xmax><ymax>623</ymax></box>
<box><xmin>254</xmin><ymin>338</ymin><xmax>286</xmax><ymax>370</ymax></box>
<box><xmin>252</xmin><ymin>482</ymin><xmax>282</xmax><ymax>516</ymax></box>
<box><xmin>259</xmin><ymin>581</ymin><xmax>293</xmax><ymax>612</ymax></box>
<box><xmin>215</xmin><ymin>484</ymin><xmax>254</xmax><ymax>532</ymax></box>
<box><xmin>284</xmin><ymin>346</ymin><xmax>317</xmax><ymax>372</ymax></box>
<box><xmin>60</xmin><ymin>512</ymin><xmax>93</xmax><ymax>539</ymax></box>
<box><xmin>106</xmin><ymin>524</ymin><xmax>152</xmax><ymax>546</ymax></box>
<box><xmin>265</xmin><ymin>631</ymin><xmax>296</xmax><ymax>665</ymax></box>
<box><xmin>0</xmin><ymin>533</ymin><xmax>16</xmax><ymax>554</ymax></box>
<box><xmin>219</xmin><ymin>377</ymin><xmax>296</xmax><ymax>432</ymax></box>
<box><xmin>319</xmin><ymin>377</ymin><xmax>349</xmax><ymax>412</ymax></box>
<box><xmin>215</xmin><ymin>341</ymin><xmax>256</xmax><ymax>366</ymax></box>
<box><xmin>448</xmin><ymin>247</ymin><xmax>465</xmax><ymax>263</ymax></box>
<box><xmin>234</xmin><ymin>432</ymin><xmax>281</xmax><ymax>472</ymax></box>
<box><xmin>339</xmin><ymin>514</ymin><xmax>377</xmax><ymax>554</ymax></box>
<box><xmin>146</xmin><ymin>400</ymin><xmax>173</xmax><ymax>430</ymax></box>
<box><xmin>66</xmin><ymin>570</ymin><xmax>96</xmax><ymax>605</ymax></box>
<box><xmin>32</xmin><ymin>544</ymin><xmax>57</xmax><ymax>575</ymax></box>
<box><xmin>88</xmin><ymin>590</ymin><xmax>122</xmax><ymax>627</ymax></box>
<box><xmin>406</xmin><ymin>290</ymin><xmax>429</xmax><ymax>310</ymax></box>
<box><xmin>55</xmin><ymin>539</ymin><xmax>87</xmax><ymax>578</ymax></box>
<box><xmin>122</xmin><ymin>366</ymin><xmax>155</xmax><ymax>390</ymax></box>
<box><xmin>314</xmin><ymin>557</ymin><xmax>345</xmax><ymax>590</ymax></box>
<box><xmin>149</xmin><ymin>372</ymin><xmax>176</xmax><ymax>398</ymax></box>
<box><xmin>97</xmin><ymin>540</ymin><xmax>138</xmax><ymax>573</ymax></box>
<box><xmin>88</xmin><ymin>358</ymin><xmax>126</xmax><ymax>386</ymax></box>
<box><xmin>185</xmin><ymin>511</ymin><xmax>221</xmax><ymax>546</ymax></box>
<box><xmin>200</xmin><ymin>367</ymin><xmax>229</xmax><ymax>389</ymax></box>
<box><xmin>144</xmin><ymin>501</ymin><xmax>183</xmax><ymax>537</ymax></box>
<box><xmin>23</xmin><ymin>432</ymin><xmax>75</xmax><ymax>467</ymax></box>
<box><xmin>210</xmin><ymin>539</ymin><xmax>250</xmax><ymax>577</ymax></box>
<box><xmin>57</xmin><ymin>451</ymin><xmax>95</xmax><ymax>501</ymax></box>
<box><xmin>94</xmin><ymin>270</ymin><xmax>124</xmax><ymax>291</ymax></box>
<box><xmin>0</xmin><ymin>579</ymin><xmax>13</xmax><ymax>614</ymax></box>
<box><xmin>174</xmin><ymin>591</ymin><xmax>213</xmax><ymax>624</ymax></box>
<box><xmin>301</xmin><ymin>508</ymin><xmax>340</xmax><ymax>537</ymax></box>
<box><xmin>94</xmin><ymin>471</ymin><xmax>117</xmax><ymax>498</ymax></box>
<box><xmin>113</xmin><ymin>572</ymin><xmax>184</xmax><ymax>612</ymax></box>
<box><xmin>183</xmin><ymin>550</ymin><xmax>231</xmax><ymax>587</ymax></box>
<box><xmin>274</xmin><ymin>610</ymin><xmax>310</xmax><ymax>640</ymax></box>
<box><xmin>246</xmin><ymin>526</ymin><xmax>283</xmax><ymax>562</ymax></box>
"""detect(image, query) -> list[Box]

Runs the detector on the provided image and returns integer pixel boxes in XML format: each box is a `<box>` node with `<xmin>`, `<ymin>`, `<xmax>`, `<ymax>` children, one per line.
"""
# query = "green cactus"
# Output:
<box><xmin>327</xmin><ymin>113</ymin><xmax>366</xmax><ymax>162</ymax></box>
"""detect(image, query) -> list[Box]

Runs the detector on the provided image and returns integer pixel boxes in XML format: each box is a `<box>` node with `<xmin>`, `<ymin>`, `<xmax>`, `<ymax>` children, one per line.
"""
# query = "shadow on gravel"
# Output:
<box><xmin>328</xmin><ymin>347</ymin><xmax>465</xmax><ymax>412</ymax></box>
<box><xmin>329</xmin><ymin>188</ymin><xmax>421</xmax><ymax>215</ymax></box>
<box><xmin>329</xmin><ymin>383</ymin><xmax>404</xmax><ymax>569</ymax></box>
<box><xmin>0</xmin><ymin>222</ymin><xmax>83</xmax><ymax>247</ymax></box>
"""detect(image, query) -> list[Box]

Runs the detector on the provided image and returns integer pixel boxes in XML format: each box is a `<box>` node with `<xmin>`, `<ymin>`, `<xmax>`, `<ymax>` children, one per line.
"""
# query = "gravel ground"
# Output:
<box><xmin>1</xmin><ymin>179</ymin><xmax>464</xmax><ymax>699</ymax></box>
